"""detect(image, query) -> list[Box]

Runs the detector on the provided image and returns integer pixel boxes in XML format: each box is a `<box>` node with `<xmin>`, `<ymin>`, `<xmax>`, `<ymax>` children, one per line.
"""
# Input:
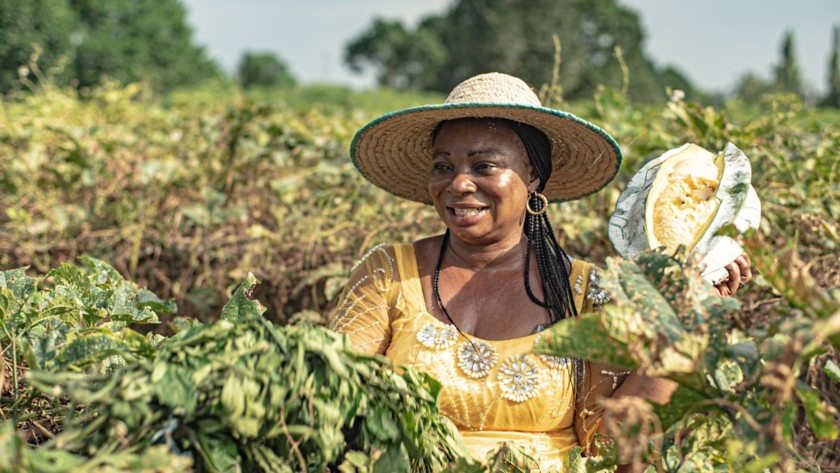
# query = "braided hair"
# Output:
<box><xmin>507</xmin><ymin>120</ymin><xmax>579</xmax><ymax>324</ymax></box>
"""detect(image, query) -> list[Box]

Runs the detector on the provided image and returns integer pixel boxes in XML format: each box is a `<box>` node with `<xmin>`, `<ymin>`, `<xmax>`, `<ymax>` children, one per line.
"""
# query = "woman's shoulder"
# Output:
<box><xmin>346</xmin><ymin>241</ymin><xmax>422</xmax><ymax>283</ymax></box>
<box><xmin>568</xmin><ymin>259</ymin><xmax>612</xmax><ymax>310</ymax></box>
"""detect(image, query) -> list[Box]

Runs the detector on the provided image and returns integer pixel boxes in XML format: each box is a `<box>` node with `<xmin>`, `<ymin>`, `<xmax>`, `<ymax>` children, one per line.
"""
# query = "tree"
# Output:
<box><xmin>344</xmin><ymin>0</ymin><xmax>684</xmax><ymax>103</ymax></box>
<box><xmin>237</xmin><ymin>52</ymin><xmax>296</xmax><ymax>89</ymax></box>
<box><xmin>773</xmin><ymin>30</ymin><xmax>803</xmax><ymax>96</ymax></box>
<box><xmin>344</xmin><ymin>18</ymin><xmax>446</xmax><ymax>90</ymax></box>
<box><xmin>69</xmin><ymin>0</ymin><xmax>220</xmax><ymax>92</ymax></box>
<box><xmin>0</xmin><ymin>0</ymin><xmax>220</xmax><ymax>94</ymax></box>
<box><xmin>822</xmin><ymin>25</ymin><xmax>840</xmax><ymax>108</ymax></box>
<box><xmin>734</xmin><ymin>72</ymin><xmax>773</xmax><ymax>103</ymax></box>
<box><xmin>0</xmin><ymin>0</ymin><xmax>80</xmax><ymax>91</ymax></box>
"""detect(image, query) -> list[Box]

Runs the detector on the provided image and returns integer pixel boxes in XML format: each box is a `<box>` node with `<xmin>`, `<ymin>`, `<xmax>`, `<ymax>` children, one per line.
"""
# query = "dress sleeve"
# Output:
<box><xmin>574</xmin><ymin>265</ymin><xmax>630</xmax><ymax>454</ymax></box>
<box><xmin>329</xmin><ymin>244</ymin><xmax>400</xmax><ymax>355</ymax></box>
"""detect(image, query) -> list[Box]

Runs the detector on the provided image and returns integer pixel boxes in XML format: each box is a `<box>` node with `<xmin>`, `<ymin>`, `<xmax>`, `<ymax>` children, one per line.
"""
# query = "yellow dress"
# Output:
<box><xmin>329</xmin><ymin>243</ymin><xmax>621</xmax><ymax>471</ymax></box>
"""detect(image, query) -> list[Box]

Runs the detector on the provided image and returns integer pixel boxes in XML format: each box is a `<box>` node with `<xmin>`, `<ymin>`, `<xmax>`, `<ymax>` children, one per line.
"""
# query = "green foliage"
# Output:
<box><xmin>536</xmin><ymin>246</ymin><xmax>840</xmax><ymax>471</ymax></box>
<box><xmin>344</xmin><ymin>18</ymin><xmax>446</xmax><ymax>90</ymax></box>
<box><xmin>2</xmin><ymin>55</ymin><xmax>840</xmax><ymax>471</ymax></box>
<box><xmin>9</xmin><ymin>275</ymin><xmax>468</xmax><ymax>472</ymax></box>
<box><xmin>822</xmin><ymin>26</ymin><xmax>840</xmax><ymax>108</ymax></box>
<box><xmin>774</xmin><ymin>31</ymin><xmax>803</xmax><ymax>97</ymax></box>
<box><xmin>0</xmin><ymin>0</ymin><xmax>220</xmax><ymax>94</ymax></box>
<box><xmin>237</xmin><ymin>51</ymin><xmax>296</xmax><ymax>89</ymax></box>
<box><xmin>0</xmin><ymin>257</ymin><xmax>173</xmax><ymax>450</ymax></box>
<box><xmin>344</xmin><ymin>0</ymin><xmax>686</xmax><ymax>103</ymax></box>
<box><xmin>0</xmin><ymin>0</ymin><xmax>79</xmax><ymax>91</ymax></box>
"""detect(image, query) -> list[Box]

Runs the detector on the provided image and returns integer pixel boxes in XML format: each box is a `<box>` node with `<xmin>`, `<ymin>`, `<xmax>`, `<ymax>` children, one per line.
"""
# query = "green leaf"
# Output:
<box><xmin>0</xmin><ymin>267</ymin><xmax>36</xmax><ymax>301</ymax></box>
<box><xmin>80</xmin><ymin>255</ymin><xmax>123</xmax><ymax>285</ymax></box>
<box><xmin>795</xmin><ymin>386</ymin><xmax>839</xmax><ymax>441</ymax></box>
<box><xmin>535</xmin><ymin>313</ymin><xmax>635</xmax><ymax>369</ymax></box>
<box><xmin>23</xmin><ymin>321</ymin><xmax>70</xmax><ymax>370</ymax></box>
<box><xmin>153</xmin><ymin>364</ymin><xmax>198</xmax><ymax>414</ymax></box>
<box><xmin>0</xmin><ymin>288</ymin><xmax>16</xmax><ymax>321</ymax></box>
<box><xmin>379</xmin><ymin>411</ymin><xmax>401</xmax><ymax>441</ymax></box>
<box><xmin>371</xmin><ymin>443</ymin><xmax>410</xmax><ymax>473</ymax></box>
<box><xmin>136</xmin><ymin>289</ymin><xmax>177</xmax><ymax>315</ymax></box>
<box><xmin>563</xmin><ymin>446</ymin><xmax>587</xmax><ymax>473</ymax></box>
<box><xmin>55</xmin><ymin>332</ymin><xmax>129</xmax><ymax>370</ymax></box>
<box><xmin>825</xmin><ymin>359</ymin><xmax>840</xmax><ymax>383</ymax></box>
<box><xmin>652</xmin><ymin>384</ymin><xmax>711</xmax><ymax>430</ymax></box>
<box><xmin>220</xmin><ymin>273</ymin><xmax>266</xmax><ymax>322</ymax></box>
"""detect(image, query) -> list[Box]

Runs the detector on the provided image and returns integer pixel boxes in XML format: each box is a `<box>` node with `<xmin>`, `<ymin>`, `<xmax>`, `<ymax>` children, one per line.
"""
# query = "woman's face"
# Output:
<box><xmin>429</xmin><ymin>118</ymin><xmax>537</xmax><ymax>246</ymax></box>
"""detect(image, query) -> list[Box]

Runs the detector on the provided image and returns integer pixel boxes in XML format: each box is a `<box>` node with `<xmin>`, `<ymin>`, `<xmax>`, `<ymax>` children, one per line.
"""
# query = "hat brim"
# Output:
<box><xmin>351</xmin><ymin>102</ymin><xmax>622</xmax><ymax>204</ymax></box>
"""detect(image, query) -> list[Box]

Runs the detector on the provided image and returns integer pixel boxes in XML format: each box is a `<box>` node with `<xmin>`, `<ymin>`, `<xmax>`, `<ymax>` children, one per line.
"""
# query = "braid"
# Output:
<box><xmin>507</xmin><ymin>120</ymin><xmax>579</xmax><ymax>323</ymax></box>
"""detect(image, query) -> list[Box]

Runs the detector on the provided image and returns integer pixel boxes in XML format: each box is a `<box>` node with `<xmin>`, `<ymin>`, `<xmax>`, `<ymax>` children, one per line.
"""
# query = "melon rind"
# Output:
<box><xmin>608</xmin><ymin>143</ymin><xmax>693</xmax><ymax>260</ymax></box>
<box><xmin>608</xmin><ymin>142</ymin><xmax>762</xmax><ymax>284</ymax></box>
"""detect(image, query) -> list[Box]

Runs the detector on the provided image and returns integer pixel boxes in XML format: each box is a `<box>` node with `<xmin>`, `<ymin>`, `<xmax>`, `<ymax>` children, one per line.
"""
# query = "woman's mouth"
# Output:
<box><xmin>452</xmin><ymin>208</ymin><xmax>485</xmax><ymax>216</ymax></box>
<box><xmin>448</xmin><ymin>206</ymin><xmax>488</xmax><ymax>224</ymax></box>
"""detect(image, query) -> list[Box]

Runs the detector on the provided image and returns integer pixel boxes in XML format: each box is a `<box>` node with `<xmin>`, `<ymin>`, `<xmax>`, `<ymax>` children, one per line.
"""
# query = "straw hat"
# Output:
<box><xmin>350</xmin><ymin>72</ymin><xmax>622</xmax><ymax>204</ymax></box>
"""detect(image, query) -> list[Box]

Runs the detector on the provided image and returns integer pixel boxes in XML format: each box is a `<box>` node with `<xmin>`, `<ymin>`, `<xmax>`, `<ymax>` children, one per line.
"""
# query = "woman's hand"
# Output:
<box><xmin>712</xmin><ymin>254</ymin><xmax>752</xmax><ymax>297</ymax></box>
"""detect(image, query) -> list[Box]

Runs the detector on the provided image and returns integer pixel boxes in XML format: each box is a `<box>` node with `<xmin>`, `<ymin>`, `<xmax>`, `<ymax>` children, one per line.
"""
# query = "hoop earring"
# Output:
<box><xmin>526</xmin><ymin>192</ymin><xmax>548</xmax><ymax>215</ymax></box>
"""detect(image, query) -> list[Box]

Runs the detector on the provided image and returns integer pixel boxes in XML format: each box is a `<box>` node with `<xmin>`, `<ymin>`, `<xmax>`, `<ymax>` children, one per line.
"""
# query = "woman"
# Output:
<box><xmin>329</xmin><ymin>72</ymin><xmax>751</xmax><ymax>470</ymax></box>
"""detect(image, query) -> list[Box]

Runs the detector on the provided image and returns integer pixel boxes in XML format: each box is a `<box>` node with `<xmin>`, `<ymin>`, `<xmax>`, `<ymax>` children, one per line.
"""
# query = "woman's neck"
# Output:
<box><xmin>445</xmin><ymin>232</ymin><xmax>528</xmax><ymax>271</ymax></box>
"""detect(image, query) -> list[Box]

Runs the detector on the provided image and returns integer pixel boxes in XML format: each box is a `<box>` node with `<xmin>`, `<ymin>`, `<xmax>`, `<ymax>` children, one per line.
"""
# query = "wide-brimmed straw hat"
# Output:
<box><xmin>350</xmin><ymin>72</ymin><xmax>622</xmax><ymax>204</ymax></box>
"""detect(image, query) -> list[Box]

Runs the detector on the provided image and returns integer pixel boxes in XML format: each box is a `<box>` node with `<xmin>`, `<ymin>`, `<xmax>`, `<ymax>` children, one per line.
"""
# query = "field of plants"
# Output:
<box><xmin>1</xmin><ymin>72</ymin><xmax>839</xmax><ymax>472</ymax></box>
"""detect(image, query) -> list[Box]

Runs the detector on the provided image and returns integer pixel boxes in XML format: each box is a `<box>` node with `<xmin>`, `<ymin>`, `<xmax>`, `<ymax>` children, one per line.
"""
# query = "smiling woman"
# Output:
<box><xmin>429</xmin><ymin>119</ymin><xmax>536</xmax><ymax>247</ymax></box>
<box><xmin>330</xmin><ymin>72</ymin><xmax>751</xmax><ymax>470</ymax></box>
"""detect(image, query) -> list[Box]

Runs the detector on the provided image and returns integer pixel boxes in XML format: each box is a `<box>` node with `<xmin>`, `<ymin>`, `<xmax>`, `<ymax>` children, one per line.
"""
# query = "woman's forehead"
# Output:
<box><xmin>434</xmin><ymin>118</ymin><xmax>522</xmax><ymax>147</ymax></box>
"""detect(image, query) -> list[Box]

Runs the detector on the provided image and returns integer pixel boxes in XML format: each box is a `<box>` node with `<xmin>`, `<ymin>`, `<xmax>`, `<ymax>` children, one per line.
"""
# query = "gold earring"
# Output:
<box><xmin>526</xmin><ymin>192</ymin><xmax>548</xmax><ymax>215</ymax></box>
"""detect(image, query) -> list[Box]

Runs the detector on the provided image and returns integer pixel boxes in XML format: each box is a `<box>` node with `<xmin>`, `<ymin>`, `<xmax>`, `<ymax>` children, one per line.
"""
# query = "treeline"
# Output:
<box><xmin>2</xmin><ymin>0</ymin><xmax>840</xmax><ymax>107</ymax></box>
<box><xmin>345</xmin><ymin>0</ymin><xmax>840</xmax><ymax>106</ymax></box>
<box><xmin>0</xmin><ymin>0</ymin><xmax>220</xmax><ymax>93</ymax></box>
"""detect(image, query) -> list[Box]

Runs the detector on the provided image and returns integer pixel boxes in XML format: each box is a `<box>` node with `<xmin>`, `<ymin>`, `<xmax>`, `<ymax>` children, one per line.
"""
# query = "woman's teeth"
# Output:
<box><xmin>453</xmin><ymin>208</ymin><xmax>484</xmax><ymax>216</ymax></box>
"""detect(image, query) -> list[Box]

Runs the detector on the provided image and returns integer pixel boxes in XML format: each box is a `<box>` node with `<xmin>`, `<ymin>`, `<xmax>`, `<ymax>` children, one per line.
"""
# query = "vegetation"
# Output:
<box><xmin>0</xmin><ymin>0</ymin><xmax>219</xmax><ymax>94</ymax></box>
<box><xmin>238</xmin><ymin>52</ymin><xmax>297</xmax><ymax>90</ymax></box>
<box><xmin>345</xmin><ymin>0</ymin><xmax>699</xmax><ymax>103</ymax></box>
<box><xmin>1</xmin><ymin>34</ymin><xmax>839</xmax><ymax>472</ymax></box>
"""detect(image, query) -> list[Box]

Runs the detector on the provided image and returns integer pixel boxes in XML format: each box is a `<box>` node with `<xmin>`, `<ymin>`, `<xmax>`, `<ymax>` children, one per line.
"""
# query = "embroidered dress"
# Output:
<box><xmin>329</xmin><ymin>243</ymin><xmax>622</xmax><ymax>471</ymax></box>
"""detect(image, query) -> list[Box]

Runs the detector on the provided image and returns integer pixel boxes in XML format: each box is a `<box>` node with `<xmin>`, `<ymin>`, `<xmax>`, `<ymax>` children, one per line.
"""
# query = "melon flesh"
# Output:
<box><xmin>645</xmin><ymin>145</ymin><xmax>724</xmax><ymax>253</ymax></box>
<box><xmin>608</xmin><ymin>142</ymin><xmax>761</xmax><ymax>284</ymax></box>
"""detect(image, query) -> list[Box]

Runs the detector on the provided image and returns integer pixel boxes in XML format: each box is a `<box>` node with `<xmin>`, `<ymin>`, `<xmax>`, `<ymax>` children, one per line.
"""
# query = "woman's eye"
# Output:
<box><xmin>475</xmin><ymin>163</ymin><xmax>496</xmax><ymax>172</ymax></box>
<box><xmin>432</xmin><ymin>162</ymin><xmax>452</xmax><ymax>171</ymax></box>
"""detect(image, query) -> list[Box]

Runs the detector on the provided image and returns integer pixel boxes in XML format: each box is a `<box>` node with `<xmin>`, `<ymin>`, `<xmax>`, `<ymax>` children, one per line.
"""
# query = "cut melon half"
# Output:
<box><xmin>608</xmin><ymin>142</ymin><xmax>762</xmax><ymax>284</ymax></box>
<box><xmin>644</xmin><ymin>144</ymin><xmax>724</xmax><ymax>253</ymax></box>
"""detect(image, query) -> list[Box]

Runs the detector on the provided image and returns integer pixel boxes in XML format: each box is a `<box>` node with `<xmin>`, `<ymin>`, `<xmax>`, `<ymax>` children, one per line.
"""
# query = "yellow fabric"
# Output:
<box><xmin>330</xmin><ymin>243</ymin><xmax>620</xmax><ymax>471</ymax></box>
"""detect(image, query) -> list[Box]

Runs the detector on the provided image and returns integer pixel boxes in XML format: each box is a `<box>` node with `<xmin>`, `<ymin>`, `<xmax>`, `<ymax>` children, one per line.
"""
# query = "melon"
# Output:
<box><xmin>608</xmin><ymin>143</ymin><xmax>761</xmax><ymax>284</ymax></box>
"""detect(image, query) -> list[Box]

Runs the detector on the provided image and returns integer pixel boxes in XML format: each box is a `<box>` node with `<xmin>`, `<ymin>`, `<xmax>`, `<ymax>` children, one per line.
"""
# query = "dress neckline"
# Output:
<box><xmin>399</xmin><ymin>242</ymin><xmax>578</xmax><ymax>345</ymax></box>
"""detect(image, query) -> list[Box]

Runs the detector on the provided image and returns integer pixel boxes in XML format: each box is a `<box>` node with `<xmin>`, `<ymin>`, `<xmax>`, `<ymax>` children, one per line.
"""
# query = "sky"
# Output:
<box><xmin>180</xmin><ymin>0</ymin><xmax>840</xmax><ymax>95</ymax></box>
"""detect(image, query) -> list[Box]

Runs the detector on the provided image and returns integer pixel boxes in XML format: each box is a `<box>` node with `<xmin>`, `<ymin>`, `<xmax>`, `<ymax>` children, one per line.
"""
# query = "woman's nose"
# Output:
<box><xmin>448</xmin><ymin>170</ymin><xmax>476</xmax><ymax>194</ymax></box>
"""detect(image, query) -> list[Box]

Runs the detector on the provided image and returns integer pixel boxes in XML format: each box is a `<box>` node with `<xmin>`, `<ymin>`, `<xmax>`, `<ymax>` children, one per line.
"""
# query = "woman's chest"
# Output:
<box><xmin>385</xmin><ymin>311</ymin><xmax>575</xmax><ymax>433</ymax></box>
<box><xmin>419</xmin><ymin>270</ymin><xmax>550</xmax><ymax>340</ymax></box>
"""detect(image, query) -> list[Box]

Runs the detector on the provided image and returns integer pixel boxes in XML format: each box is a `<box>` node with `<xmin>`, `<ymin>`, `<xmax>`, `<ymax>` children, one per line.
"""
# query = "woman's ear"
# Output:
<box><xmin>528</xmin><ymin>173</ymin><xmax>541</xmax><ymax>193</ymax></box>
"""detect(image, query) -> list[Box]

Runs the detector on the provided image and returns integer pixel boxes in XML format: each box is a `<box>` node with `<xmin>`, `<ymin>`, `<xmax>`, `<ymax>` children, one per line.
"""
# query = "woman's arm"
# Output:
<box><xmin>329</xmin><ymin>245</ymin><xmax>398</xmax><ymax>355</ymax></box>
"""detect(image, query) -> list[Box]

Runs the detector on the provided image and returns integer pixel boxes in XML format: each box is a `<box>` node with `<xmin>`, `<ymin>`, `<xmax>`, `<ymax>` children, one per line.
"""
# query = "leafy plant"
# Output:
<box><xmin>537</xmin><ymin>246</ymin><xmax>840</xmax><ymax>471</ymax></box>
<box><xmin>11</xmin><ymin>275</ymin><xmax>468</xmax><ymax>473</ymax></box>
<box><xmin>0</xmin><ymin>257</ymin><xmax>173</xmax><ymax>444</ymax></box>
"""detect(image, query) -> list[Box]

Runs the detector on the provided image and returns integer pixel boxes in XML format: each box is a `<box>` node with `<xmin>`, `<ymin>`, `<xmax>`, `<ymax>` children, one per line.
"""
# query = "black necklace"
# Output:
<box><xmin>432</xmin><ymin>230</ymin><xmax>458</xmax><ymax>328</ymax></box>
<box><xmin>433</xmin><ymin>230</ymin><xmax>549</xmax><ymax>333</ymax></box>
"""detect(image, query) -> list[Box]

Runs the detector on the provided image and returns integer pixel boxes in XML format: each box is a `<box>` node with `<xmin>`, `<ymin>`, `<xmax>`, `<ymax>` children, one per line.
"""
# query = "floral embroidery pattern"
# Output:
<box><xmin>539</xmin><ymin>353</ymin><xmax>570</xmax><ymax>370</ymax></box>
<box><xmin>573</xmin><ymin>274</ymin><xmax>584</xmax><ymax>295</ymax></box>
<box><xmin>498</xmin><ymin>355</ymin><xmax>541</xmax><ymax>402</ymax></box>
<box><xmin>457</xmin><ymin>341</ymin><xmax>498</xmax><ymax>379</ymax></box>
<box><xmin>417</xmin><ymin>322</ymin><xmax>458</xmax><ymax>350</ymax></box>
<box><xmin>586</xmin><ymin>269</ymin><xmax>612</xmax><ymax>307</ymax></box>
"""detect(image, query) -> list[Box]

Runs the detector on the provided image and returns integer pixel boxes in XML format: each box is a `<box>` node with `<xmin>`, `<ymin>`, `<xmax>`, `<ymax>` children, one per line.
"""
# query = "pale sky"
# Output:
<box><xmin>181</xmin><ymin>0</ymin><xmax>839</xmax><ymax>95</ymax></box>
